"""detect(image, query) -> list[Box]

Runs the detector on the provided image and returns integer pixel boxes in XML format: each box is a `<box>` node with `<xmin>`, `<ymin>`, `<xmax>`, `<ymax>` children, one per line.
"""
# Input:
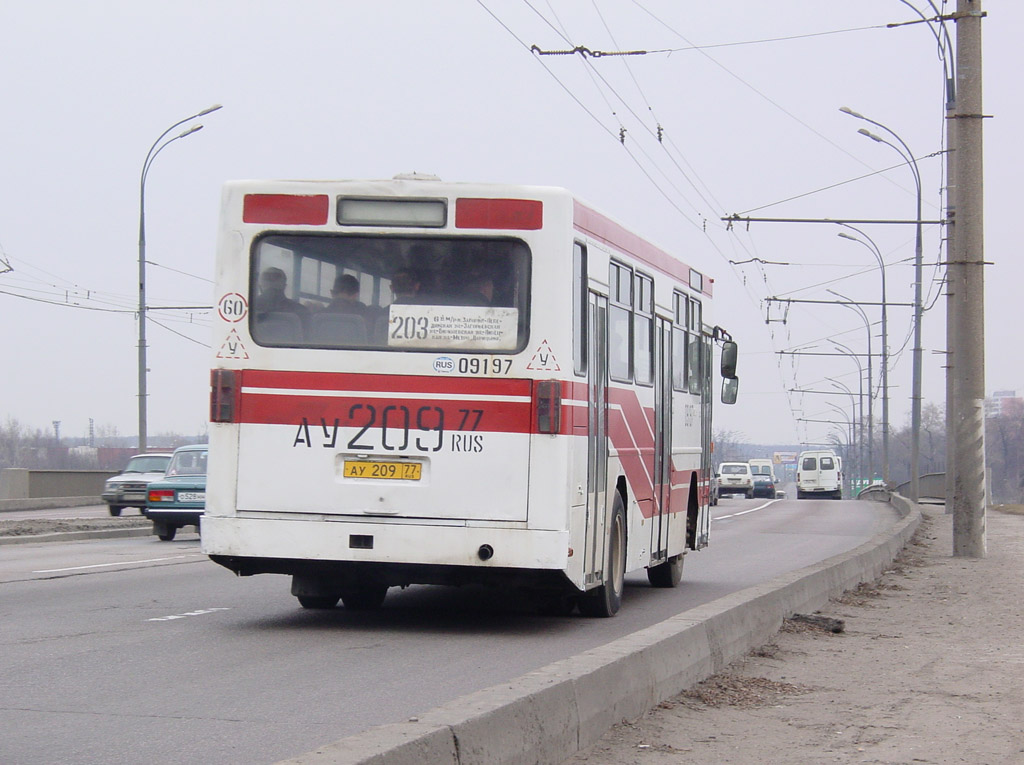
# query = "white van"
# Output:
<box><xmin>748</xmin><ymin>458</ymin><xmax>776</xmax><ymax>482</ymax></box>
<box><xmin>796</xmin><ymin>450</ymin><xmax>842</xmax><ymax>500</ymax></box>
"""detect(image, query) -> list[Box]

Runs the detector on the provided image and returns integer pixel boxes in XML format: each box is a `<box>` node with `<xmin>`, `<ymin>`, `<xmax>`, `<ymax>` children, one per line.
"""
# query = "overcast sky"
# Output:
<box><xmin>1</xmin><ymin>1</ymin><xmax>1019</xmax><ymax>447</ymax></box>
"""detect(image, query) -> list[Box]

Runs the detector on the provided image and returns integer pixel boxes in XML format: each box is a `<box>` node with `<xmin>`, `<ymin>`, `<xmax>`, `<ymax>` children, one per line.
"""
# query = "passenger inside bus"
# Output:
<box><xmin>461</xmin><ymin>273</ymin><xmax>494</xmax><ymax>306</ymax></box>
<box><xmin>253</xmin><ymin>266</ymin><xmax>310</xmax><ymax>342</ymax></box>
<box><xmin>322</xmin><ymin>274</ymin><xmax>369</xmax><ymax>317</ymax></box>
<box><xmin>254</xmin><ymin>267</ymin><xmax>309</xmax><ymax>320</ymax></box>
<box><xmin>389</xmin><ymin>268</ymin><xmax>423</xmax><ymax>304</ymax></box>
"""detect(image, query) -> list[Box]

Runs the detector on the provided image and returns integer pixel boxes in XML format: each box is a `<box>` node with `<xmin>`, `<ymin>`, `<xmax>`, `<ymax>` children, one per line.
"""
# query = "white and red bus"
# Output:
<box><xmin>203</xmin><ymin>175</ymin><xmax>738</xmax><ymax>616</ymax></box>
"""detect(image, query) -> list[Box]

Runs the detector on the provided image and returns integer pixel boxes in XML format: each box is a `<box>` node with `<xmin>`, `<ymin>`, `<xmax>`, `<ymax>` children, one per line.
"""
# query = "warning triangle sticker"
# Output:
<box><xmin>216</xmin><ymin>328</ymin><xmax>250</xmax><ymax>360</ymax></box>
<box><xmin>526</xmin><ymin>339</ymin><xmax>561</xmax><ymax>371</ymax></box>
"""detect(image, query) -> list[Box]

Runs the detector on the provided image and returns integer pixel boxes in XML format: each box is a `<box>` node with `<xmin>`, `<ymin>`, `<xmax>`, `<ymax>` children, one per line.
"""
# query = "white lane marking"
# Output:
<box><xmin>148</xmin><ymin>608</ymin><xmax>231</xmax><ymax>622</ymax></box>
<box><xmin>33</xmin><ymin>554</ymin><xmax>199</xmax><ymax>573</ymax></box>
<box><xmin>714</xmin><ymin>499</ymin><xmax>780</xmax><ymax>520</ymax></box>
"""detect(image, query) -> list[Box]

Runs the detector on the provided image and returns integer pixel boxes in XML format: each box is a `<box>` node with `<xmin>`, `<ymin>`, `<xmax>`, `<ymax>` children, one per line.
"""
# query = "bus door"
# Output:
<box><xmin>651</xmin><ymin>317</ymin><xmax>673</xmax><ymax>560</ymax></box>
<box><xmin>584</xmin><ymin>292</ymin><xmax>609</xmax><ymax>587</ymax></box>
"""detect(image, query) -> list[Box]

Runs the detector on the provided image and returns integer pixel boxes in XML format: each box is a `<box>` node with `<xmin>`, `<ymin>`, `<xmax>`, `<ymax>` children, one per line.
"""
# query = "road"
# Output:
<box><xmin>0</xmin><ymin>494</ymin><xmax>897</xmax><ymax>765</ymax></box>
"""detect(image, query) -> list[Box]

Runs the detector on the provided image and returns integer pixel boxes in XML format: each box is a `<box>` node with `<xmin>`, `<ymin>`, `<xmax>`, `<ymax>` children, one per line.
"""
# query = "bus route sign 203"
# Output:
<box><xmin>387</xmin><ymin>306</ymin><xmax>518</xmax><ymax>351</ymax></box>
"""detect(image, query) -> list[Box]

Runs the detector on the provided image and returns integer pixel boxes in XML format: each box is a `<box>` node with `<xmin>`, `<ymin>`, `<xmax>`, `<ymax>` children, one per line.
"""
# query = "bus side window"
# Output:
<box><xmin>573</xmin><ymin>242</ymin><xmax>587</xmax><ymax>376</ymax></box>
<box><xmin>608</xmin><ymin>261</ymin><xmax>632</xmax><ymax>382</ymax></box>
<box><xmin>687</xmin><ymin>299</ymin><xmax>702</xmax><ymax>395</ymax></box>
<box><xmin>672</xmin><ymin>292</ymin><xmax>687</xmax><ymax>391</ymax></box>
<box><xmin>633</xmin><ymin>272</ymin><xmax>654</xmax><ymax>386</ymax></box>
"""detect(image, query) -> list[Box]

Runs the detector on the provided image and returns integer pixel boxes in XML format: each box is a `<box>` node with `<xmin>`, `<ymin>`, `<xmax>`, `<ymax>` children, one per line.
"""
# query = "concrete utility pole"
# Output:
<box><xmin>950</xmin><ymin>0</ymin><xmax>987</xmax><ymax>557</ymax></box>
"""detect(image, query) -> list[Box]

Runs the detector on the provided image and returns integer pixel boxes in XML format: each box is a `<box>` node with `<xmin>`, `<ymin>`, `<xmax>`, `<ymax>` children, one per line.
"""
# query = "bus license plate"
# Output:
<box><xmin>343</xmin><ymin>461</ymin><xmax>422</xmax><ymax>481</ymax></box>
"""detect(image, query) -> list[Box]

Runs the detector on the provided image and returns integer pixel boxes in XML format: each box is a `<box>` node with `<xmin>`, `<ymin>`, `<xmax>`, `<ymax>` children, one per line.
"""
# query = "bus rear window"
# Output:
<box><xmin>249</xmin><ymin>234</ymin><xmax>530</xmax><ymax>353</ymax></box>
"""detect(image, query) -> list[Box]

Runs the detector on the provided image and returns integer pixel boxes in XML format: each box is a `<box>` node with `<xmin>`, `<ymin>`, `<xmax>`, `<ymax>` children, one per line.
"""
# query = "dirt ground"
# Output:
<box><xmin>567</xmin><ymin>505</ymin><xmax>1024</xmax><ymax>765</ymax></box>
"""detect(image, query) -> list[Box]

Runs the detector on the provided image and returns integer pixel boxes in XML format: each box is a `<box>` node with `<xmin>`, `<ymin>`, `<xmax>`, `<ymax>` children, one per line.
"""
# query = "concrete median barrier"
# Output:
<box><xmin>278</xmin><ymin>496</ymin><xmax>920</xmax><ymax>765</ymax></box>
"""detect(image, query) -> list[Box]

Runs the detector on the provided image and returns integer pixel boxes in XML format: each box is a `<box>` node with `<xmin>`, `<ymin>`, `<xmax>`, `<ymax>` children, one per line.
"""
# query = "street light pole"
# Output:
<box><xmin>840</xmin><ymin>107</ymin><xmax>924</xmax><ymax>503</ymax></box>
<box><xmin>827</xmin><ymin>289</ymin><xmax>874</xmax><ymax>482</ymax></box>
<box><xmin>137</xmin><ymin>104</ymin><xmax>222</xmax><ymax>451</ymax></box>
<box><xmin>825</xmin><ymin>402</ymin><xmax>854</xmax><ymax>497</ymax></box>
<box><xmin>826</xmin><ymin>377</ymin><xmax>862</xmax><ymax>489</ymax></box>
<box><xmin>837</xmin><ymin>226</ymin><xmax>889</xmax><ymax>484</ymax></box>
<box><xmin>830</xmin><ymin>340</ymin><xmax>864</xmax><ymax>490</ymax></box>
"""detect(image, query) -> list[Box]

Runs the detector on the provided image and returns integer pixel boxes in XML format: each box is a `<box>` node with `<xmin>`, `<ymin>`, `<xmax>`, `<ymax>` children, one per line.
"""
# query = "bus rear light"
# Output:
<box><xmin>455</xmin><ymin>198</ymin><xmax>543</xmax><ymax>230</ymax></box>
<box><xmin>242</xmin><ymin>194</ymin><xmax>329</xmax><ymax>225</ymax></box>
<box><xmin>535</xmin><ymin>380</ymin><xmax>562</xmax><ymax>434</ymax></box>
<box><xmin>149</xmin><ymin>489</ymin><xmax>175</xmax><ymax>503</ymax></box>
<box><xmin>210</xmin><ymin>369</ymin><xmax>239</xmax><ymax>423</ymax></box>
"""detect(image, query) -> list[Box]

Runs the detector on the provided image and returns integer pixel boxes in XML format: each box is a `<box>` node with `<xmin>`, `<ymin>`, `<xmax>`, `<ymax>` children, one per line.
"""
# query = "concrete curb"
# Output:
<box><xmin>0</xmin><ymin>526</ymin><xmax>152</xmax><ymax>546</ymax></box>
<box><xmin>277</xmin><ymin>496</ymin><xmax>920</xmax><ymax>765</ymax></box>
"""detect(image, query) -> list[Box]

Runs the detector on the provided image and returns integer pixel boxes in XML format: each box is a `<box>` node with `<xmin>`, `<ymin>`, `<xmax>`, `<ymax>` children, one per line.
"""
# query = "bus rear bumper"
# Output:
<box><xmin>201</xmin><ymin>515</ymin><xmax>570</xmax><ymax>572</ymax></box>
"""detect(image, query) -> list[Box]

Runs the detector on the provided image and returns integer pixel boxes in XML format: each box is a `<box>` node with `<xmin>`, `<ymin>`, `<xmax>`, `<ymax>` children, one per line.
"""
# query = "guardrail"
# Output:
<box><xmin>0</xmin><ymin>468</ymin><xmax>117</xmax><ymax>500</ymax></box>
<box><xmin>0</xmin><ymin>468</ymin><xmax>116</xmax><ymax>512</ymax></box>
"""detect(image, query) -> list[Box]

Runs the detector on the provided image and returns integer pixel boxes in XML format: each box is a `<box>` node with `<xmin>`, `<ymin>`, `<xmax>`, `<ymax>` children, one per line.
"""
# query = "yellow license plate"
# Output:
<box><xmin>343</xmin><ymin>460</ymin><xmax>422</xmax><ymax>480</ymax></box>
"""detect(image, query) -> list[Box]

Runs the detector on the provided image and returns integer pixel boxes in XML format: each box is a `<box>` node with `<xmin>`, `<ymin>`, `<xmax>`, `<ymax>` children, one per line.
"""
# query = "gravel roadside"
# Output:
<box><xmin>566</xmin><ymin>504</ymin><xmax>1024</xmax><ymax>765</ymax></box>
<box><xmin>0</xmin><ymin>516</ymin><xmax>151</xmax><ymax>544</ymax></box>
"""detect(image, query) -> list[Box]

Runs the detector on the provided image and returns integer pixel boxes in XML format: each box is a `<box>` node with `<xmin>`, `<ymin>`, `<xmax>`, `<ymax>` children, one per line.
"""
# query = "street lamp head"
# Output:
<box><xmin>837</xmin><ymin>232</ymin><xmax>857</xmax><ymax>241</ymax></box>
<box><xmin>857</xmin><ymin>127</ymin><xmax>884</xmax><ymax>143</ymax></box>
<box><xmin>839</xmin><ymin>106</ymin><xmax>864</xmax><ymax>119</ymax></box>
<box><xmin>198</xmin><ymin>104</ymin><xmax>223</xmax><ymax>116</ymax></box>
<box><xmin>177</xmin><ymin>124</ymin><xmax>204</xmax><ymax>139</ymax></box>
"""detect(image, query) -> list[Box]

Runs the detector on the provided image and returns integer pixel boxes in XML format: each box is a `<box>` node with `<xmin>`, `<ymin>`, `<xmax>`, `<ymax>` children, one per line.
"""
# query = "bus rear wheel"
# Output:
<box><xmin>340</xmin><ymin>583</ymin><xmax>389</xmax><ymax>611</ymax></box>
<box><xmin>647</xmin><ymin>553</ymin><xmax>684</xmax><ymax>588</ymax></box>
<box><xmin>297</xmin><ymin>594</ymin><xmax>340</xmax><ymax>609</ymax></box>
<box><xmin>579</xmin><ymin>494</ymin><xmax>626</xmax><ymax>618</ymax></box>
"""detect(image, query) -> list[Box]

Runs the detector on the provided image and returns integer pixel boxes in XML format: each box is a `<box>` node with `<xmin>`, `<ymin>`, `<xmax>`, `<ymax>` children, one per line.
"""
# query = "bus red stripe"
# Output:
<box><xmin>241</xmin><ymin>369</ymin><xmax>532</xmax><ymax>397</ymax></box>
<box><xmin>239</xmin><ymin>392</ymin><xmax>533</xmax><ymax>433</ymax></box>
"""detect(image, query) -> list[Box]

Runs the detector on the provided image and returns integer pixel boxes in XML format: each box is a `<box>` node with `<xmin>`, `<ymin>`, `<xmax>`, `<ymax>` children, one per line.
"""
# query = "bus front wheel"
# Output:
<box><xmin>579</xmin><ymin>494</ymin><xmax>626</xmax><ymax>618</ymax></box>
<box><xmin>647</xmin><ymin>553</ymin><xmax>684</xmax><ymax>588</ymax></box>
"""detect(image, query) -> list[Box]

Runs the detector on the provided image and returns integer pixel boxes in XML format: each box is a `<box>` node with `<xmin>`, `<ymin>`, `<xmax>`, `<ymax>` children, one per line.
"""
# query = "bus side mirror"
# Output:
<box><xmin>721</xmin><ymin>376</ymin><xmax>738</xmax><ymax>405</ymax></box>
<box><xmin>720</xmin><ymin>340</ymin><xmax>738</xmax><ymax>379</ymax></box>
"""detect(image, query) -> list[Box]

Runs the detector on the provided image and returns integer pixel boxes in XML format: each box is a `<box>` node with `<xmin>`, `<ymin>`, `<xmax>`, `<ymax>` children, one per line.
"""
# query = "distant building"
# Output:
<box><xmin>985</xmin><ymin>390</ymin><xmax>1024</xmax><ymax>419</ymax></box>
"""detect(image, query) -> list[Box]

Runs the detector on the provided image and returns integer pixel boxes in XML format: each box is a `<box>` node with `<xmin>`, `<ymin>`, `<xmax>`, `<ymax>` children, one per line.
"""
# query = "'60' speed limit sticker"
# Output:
<box><xmin>217</xmin><ymin>293</ymin><xmax>248</xmax><ymax>323</ymax></box>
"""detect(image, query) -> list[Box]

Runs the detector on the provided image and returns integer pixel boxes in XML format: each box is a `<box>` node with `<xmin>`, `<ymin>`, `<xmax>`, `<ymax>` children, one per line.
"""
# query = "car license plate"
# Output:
<box><xmin>178</xmin><ymin>491</ymin><xmax>205</xmax><ymax>502</ymax></box>
<box><xmin>344</xmin><ymin>460</ymin><xmax>422</xmax><ymax>480</ymax></box>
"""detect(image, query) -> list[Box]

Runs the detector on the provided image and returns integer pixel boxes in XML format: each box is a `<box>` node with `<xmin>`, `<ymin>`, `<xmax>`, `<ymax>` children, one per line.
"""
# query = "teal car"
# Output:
<box><xmin>144</xmin><ymin>444</ymin><xmax>208</xmax><ymax>541</ymax></box>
